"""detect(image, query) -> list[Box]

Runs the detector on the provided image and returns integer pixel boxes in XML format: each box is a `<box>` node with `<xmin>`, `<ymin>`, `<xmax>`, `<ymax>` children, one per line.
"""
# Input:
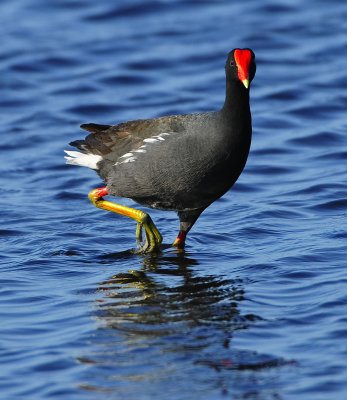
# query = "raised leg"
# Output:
<box><xmin>88</xmin><ymin>187</ymin><xmax>162</xmax><ymax>253</ymax></box>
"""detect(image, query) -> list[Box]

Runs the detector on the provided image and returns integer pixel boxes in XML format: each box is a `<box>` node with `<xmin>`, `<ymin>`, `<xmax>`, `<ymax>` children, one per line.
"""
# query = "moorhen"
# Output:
<box><xmin>65</xmin><ymin>48</ymin><xmax>256</xmax><ymax>253</ymax></box>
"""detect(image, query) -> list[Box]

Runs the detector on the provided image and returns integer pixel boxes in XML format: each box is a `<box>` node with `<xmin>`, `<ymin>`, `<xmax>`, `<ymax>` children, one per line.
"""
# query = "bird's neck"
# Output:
<box><xmin>221</xmin><ymin>79</ymin><xmax>250</xmax><ymax>124</ymax></box>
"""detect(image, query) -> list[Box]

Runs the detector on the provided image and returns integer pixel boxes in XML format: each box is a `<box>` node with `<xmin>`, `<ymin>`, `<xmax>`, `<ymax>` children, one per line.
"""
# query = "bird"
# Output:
<box><xmin>65</xmin><ymin>48</ymin><xmax>256</xmax><ymax>253</ymax></box>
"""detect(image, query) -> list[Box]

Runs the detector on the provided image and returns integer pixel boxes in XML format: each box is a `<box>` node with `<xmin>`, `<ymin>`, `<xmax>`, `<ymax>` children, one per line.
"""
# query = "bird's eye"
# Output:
<box><xmin>230</xmin><ymin>60</ymin><xmax>235</xmax><ymax>67</ymax></box>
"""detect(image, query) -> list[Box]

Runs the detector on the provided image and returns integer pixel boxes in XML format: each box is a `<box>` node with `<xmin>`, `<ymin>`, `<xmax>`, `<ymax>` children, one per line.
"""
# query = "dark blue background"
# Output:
<box><xmin>1</xmin><ymin>0</ymin><xmax>346</xmax><ymax>399</ymax></box>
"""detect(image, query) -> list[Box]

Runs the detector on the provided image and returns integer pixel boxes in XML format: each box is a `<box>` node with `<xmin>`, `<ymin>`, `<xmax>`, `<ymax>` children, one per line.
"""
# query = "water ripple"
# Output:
<box><xmin>1</xmin><ymin>0</ymin><xmax>347</xmax><ymax>399</ymax></box>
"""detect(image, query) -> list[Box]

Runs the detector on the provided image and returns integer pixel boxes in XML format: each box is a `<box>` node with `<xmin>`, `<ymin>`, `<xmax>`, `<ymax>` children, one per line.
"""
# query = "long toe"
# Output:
<box><xmin>136</xmin><ymin>222</ymin><xmax>144</xmax><ymax>245</ymax></box>
<box><xmin>147</xmin><ymin>216</ymin><xmax>163</xmax><ymax>245</ymax></box>
<box><xmin>135</xmin><ymin>220</ymin><xmax>162</xmax><ymax>254</ymax></box>
<box><xmin>134</xmin><ymin>214</ymin><xmax>162</xmax><ymax>253</ymax></box>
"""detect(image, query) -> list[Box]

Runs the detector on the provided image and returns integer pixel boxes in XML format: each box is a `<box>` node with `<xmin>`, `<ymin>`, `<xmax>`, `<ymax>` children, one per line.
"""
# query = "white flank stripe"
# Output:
<box><xmin>123</xmin><ymin>157</ymin><xmax>136</xmax><ymax>163</ymax></box>
<box><xmin>144</xmin><ymin>138</ymin><xmax>159</xmax><ymax>143</ymax></box>
<box><xmin>114</xmin><ymin>132</ymin><xmax>171</xmax><ymax>166</ymax></box>
<box><xmin>120</xmin><ymin>152</ymin><xmax>134</xmax><ymax>158</ymax></box>
<box><xmin>64</xmin><ymin>150</ymin><xmax>102</xmax><ymax>170</ymax></box>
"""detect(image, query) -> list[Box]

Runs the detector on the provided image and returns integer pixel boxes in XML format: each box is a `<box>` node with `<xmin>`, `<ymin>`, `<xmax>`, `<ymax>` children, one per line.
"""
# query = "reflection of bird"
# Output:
<box><xmin>65</xmin><ymin>48</ymin><xmax>256</xmax><ymax>253</ymax></box>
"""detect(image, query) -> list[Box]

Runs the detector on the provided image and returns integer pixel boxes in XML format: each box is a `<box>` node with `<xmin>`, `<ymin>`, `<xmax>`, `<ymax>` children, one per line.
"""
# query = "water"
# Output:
<box><xmin>1</xmin><ymin>0</ymin><xmax>346</xmax><ymax>398</ymax></box>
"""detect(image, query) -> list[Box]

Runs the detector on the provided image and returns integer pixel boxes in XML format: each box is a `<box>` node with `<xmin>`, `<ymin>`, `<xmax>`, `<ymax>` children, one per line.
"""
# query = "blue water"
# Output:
<box><xmin>1</xmin><ymin>0</ymin><xmax>347</xmax><ymax>399</ymax></box>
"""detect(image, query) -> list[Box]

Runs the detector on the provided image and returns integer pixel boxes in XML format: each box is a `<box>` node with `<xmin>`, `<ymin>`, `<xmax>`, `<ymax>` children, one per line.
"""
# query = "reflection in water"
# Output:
<box><xmin>98</xmin><ymin>252</ymin><xmax>248</xmax><ymax>335</ymax></box>
<box><xmin>79</xmin><ymin>252</ymin><xmax>293</xmax><ymax>398</ymax></box>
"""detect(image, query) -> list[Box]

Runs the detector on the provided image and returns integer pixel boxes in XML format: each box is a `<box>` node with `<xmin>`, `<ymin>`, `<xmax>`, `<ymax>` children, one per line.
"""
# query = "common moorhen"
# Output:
<box><xmin>65</xmin><ymin>48</ymin><xmax>256</xmax><ymax>253</ymax></box>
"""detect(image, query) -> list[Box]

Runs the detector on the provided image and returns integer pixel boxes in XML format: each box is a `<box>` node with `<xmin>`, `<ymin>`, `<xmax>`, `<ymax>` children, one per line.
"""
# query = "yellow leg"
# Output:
<box><xmin>88</xmin><ymin>188</ymin><xmax>162</xmax><ymax>253</ymax></box>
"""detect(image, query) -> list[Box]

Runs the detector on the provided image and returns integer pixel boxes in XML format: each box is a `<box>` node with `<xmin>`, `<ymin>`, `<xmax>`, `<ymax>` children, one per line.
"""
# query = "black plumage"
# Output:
<box><xmin>66</xmin><ymin>48</ymin><xmax>256</xmax><ymax>249</ymax></box>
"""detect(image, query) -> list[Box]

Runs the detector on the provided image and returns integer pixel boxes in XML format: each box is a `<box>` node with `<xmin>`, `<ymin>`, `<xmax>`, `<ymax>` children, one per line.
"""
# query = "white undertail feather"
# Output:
<box><xmin>64</xmin><ymin>150</ymin><xmax>102</xmax><ymax>170</ymax></box>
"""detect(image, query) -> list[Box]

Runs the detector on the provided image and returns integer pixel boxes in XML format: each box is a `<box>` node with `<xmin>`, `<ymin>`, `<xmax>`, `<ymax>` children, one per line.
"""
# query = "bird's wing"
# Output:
<box><xmin>70</xmin><ymin>116</ymin><xmax>185</xmax><ymax>162</ymax></box>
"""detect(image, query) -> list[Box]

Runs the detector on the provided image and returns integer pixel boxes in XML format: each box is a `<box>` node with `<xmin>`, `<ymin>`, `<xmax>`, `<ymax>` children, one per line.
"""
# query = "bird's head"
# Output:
<box><xmin>226</xmin><ymin>48</ymin><xmax>256</xmax><ymax>89</ymax></box>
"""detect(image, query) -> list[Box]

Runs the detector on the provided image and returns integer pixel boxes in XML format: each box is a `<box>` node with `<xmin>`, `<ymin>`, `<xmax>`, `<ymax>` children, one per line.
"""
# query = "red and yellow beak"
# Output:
<box><xmin>234</xmin><ymin>49</ymin><xmax>252</xmax><ymax>89</ymax></box>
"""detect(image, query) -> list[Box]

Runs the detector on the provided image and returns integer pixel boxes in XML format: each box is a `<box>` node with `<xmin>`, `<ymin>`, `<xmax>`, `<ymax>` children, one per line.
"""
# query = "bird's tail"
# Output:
<box><xmin>64</xmin><ymin>150</ymin><xmax>102</xmax><ymax>170</ymax></box>
<box><xmin>64</xmin><ymin>123</ymin><xmax>112</xmax><ymax>170</ymax></box>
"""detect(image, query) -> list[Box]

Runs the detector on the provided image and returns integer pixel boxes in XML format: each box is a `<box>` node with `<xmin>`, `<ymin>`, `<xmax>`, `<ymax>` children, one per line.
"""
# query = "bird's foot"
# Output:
<box><xmin>135</xmin><ymin>213</ymin><xmax>163</xmax><ymax>254</ymax></box>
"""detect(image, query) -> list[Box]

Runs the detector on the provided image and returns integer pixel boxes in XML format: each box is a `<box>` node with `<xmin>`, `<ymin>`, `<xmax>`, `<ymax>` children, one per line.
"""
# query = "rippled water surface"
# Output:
<box><xmin>1</xmin><ymin>0</ymin><xmax>347</xmax><ymax>399</ymax></box>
